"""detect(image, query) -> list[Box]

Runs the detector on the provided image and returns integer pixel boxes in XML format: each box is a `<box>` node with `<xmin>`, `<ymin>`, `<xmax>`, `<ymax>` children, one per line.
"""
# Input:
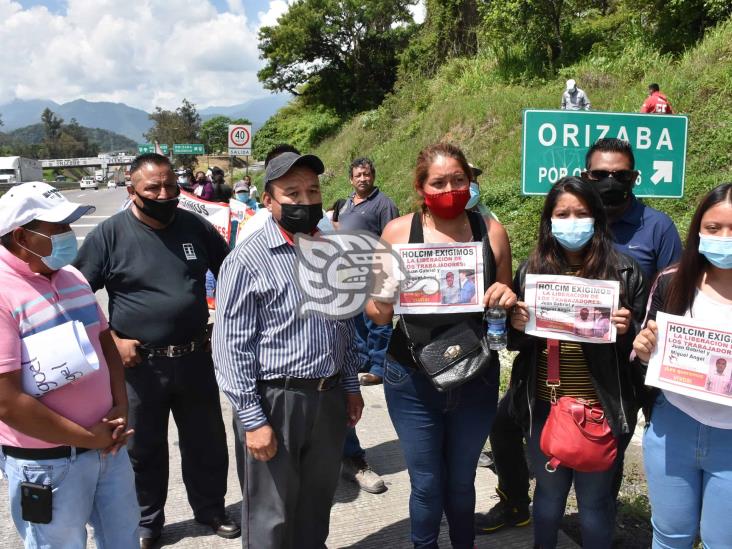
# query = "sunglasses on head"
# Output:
<box><xmin>583</xmin><ymin>169</ymin><xmax>638</xmax><ymax>184</ymax></box>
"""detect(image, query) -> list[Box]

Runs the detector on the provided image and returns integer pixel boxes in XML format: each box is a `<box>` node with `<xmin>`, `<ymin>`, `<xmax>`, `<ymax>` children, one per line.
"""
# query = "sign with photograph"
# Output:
<box><xmin>524</xmin><ymin>274</ymin><xmax>620</xmax><ymax>343</ymax></box>
<box><xmin>393</xmin><ymin>242</ymin><xmax>484</xmax><ymax>314</ymax></box>
<box><xmin>646</xmin><ymin>312</ymin><xmax>732</xmax><ymax>407</ymax></box>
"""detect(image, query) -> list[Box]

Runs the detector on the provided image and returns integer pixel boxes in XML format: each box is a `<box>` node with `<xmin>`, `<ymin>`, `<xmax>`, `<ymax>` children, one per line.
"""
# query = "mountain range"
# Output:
<box><xmin>0</xmin><ymin>95</ymin><xmax>291</xmax><ymax>143</ymax></box>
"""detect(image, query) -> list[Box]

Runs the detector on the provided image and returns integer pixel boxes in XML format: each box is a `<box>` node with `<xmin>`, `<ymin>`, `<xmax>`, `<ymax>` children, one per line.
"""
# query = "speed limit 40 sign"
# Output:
<box><xmin>228</xmin><ymin>124</ymin><xmax>252</xmax><ymax>156</ymax></box>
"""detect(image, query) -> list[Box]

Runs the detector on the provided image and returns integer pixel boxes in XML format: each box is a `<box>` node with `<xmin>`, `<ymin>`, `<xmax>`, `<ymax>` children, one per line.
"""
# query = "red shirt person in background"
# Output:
<box><xmin>641</xmin><ymin>83</ymin><xmax>673</xmax><ymax>114</ymax></box>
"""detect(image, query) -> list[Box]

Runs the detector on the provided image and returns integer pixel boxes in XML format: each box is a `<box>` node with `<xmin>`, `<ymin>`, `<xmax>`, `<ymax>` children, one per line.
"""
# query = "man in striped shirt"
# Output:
<box><xmin>213</xmin><ymin>151</ymin><xmax>364</xmax><ymax>549</ymax></box>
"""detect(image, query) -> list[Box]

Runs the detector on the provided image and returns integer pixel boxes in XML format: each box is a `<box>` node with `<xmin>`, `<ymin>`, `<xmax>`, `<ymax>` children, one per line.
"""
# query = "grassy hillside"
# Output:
<box><xmin>312</xmin><ymin>19</ymin><xmax>732</xmax><ymax>265</ymax></box>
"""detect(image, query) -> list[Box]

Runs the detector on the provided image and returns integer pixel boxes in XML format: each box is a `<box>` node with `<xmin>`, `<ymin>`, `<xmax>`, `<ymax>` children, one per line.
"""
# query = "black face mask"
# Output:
<box><xmin>135</xmin><ymin>192</ymin><xmax>179</xmax><ymax>225</ymax></box>
<box><xmin>275</xmin><ymin>202</ymin><xmax>323</xmax><ymax>234</ymax></box>
<box><xmin>595</xmin><ymin>177</ymin><xmax>632</xmax><ymax>209</ymax></box>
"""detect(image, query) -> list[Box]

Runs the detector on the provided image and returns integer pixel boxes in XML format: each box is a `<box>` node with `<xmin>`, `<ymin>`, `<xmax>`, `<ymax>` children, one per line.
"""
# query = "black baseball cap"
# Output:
<box><xmin>263</xmin><ymin>152</ymin><xmax>324</xmax><ymax>185</ymax></box>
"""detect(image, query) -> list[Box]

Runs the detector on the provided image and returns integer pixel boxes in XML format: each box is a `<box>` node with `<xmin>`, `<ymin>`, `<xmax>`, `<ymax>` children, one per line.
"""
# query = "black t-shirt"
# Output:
<box><xmin>74</xmin><ymin>208</ymin><xmax>230</xmax><ymax>345</ymax></box>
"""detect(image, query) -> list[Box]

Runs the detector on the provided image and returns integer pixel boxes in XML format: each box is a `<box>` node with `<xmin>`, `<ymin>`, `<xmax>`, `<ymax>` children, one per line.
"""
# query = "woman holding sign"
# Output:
<box><xmin>366</xmin><ymin>143</ymin><xmax>515</xmax><ymax>549</ymax></box>
<box><xmin>507</xmin><ymin>176</ymin><xmax>647</xmax><ymax>549</ymax></box>
<box><xmin>633</xmin><ymin>183</ymin><xmax>732</xmax><ymax>549</ymax></box>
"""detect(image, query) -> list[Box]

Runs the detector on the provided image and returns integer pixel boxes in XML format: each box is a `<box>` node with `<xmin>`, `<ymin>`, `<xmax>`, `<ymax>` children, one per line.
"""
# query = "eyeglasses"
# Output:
<box><xmin>583</xmin><ymin>169</ymin><xmax>638</xmax><ymax>185</ymax></box>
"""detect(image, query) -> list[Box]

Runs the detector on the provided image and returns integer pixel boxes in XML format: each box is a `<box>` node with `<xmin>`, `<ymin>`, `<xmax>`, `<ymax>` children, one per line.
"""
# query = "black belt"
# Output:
<box><xmin>260</xmin><ymin>373</ymin><xmax>341</xmax><ymax>392</ymax></box>
<box><xmin>2</xmin><ymin>445</ymin><xmax>91</xmax><ymax>460</ymax></box>
<box><xmin>139</xmin><ymin>335</ymin><xmax>208</xmax><ymax>358</ymax></box>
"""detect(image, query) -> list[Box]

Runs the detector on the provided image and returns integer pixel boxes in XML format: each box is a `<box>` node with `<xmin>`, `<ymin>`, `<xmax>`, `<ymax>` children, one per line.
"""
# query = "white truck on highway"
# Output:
<box><xmin>0</xmin><ymin>156</ymin><xmax>43</xmax><ymax>185</ymax></box>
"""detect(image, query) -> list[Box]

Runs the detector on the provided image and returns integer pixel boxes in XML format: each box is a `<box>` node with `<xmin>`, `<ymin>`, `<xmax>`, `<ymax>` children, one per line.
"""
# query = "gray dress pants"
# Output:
<box><xmin>235</xmin><ymin>382</ymin><xmax>348</xmax><ymax>549</ymax></box>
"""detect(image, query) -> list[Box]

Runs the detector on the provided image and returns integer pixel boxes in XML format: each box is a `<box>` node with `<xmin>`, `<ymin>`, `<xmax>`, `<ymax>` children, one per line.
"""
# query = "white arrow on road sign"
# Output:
<box><xmin>650</xmin><ymin>161</ymin><xmax>673</xmax><ymax>185</ymax></box>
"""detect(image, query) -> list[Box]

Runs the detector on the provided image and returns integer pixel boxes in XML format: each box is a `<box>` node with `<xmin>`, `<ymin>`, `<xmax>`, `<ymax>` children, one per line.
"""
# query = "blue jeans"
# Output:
<box><xmin>343</xmin><ymin>427</ymin><xmax>366</xmax><ymax>459</ymax></box>
<box><xmin>526</xmin><ymin>399</ymin><xmax>620</xmax><ymax>549</ymax></box>
<box><xmin>384</xmin><ymin>358</ymin><xmax>498</xmax><ymax>549</ymax></box>
<box><xmin>353</xmin><ymin>312</ymin><xmax>392</xmax><ymax>378</ymax></box>
<box><xmin>0</xmin><ymin>447</ymin><xmax>140</xmax><ymax>548</ymax></box>
<box><xmin>643</xmin><ymin>392</ymin><xmax>732</xmax><ymax>549</ymax></box>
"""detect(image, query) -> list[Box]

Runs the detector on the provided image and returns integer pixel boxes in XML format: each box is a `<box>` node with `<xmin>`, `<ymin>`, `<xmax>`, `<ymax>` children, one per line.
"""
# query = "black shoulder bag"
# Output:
<box><xmin>399</xmin><ymin>211</ymin><xmax>496</xmax><ymax>392</ymax></box>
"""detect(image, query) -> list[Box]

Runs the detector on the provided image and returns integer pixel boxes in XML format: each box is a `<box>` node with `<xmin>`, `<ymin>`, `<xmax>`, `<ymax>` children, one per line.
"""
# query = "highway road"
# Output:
<box><xmin>66</xmin><ymin>185</ymin><xmax>131</xmax><ymax>312</ymax></box>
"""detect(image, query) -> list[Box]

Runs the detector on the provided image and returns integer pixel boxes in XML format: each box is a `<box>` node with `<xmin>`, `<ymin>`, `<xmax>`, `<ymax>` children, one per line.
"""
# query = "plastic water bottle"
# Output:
<box><xmin>486</xmin><ymin>307</ymin><xmax>507</xmax><ymax>350</ymax></box>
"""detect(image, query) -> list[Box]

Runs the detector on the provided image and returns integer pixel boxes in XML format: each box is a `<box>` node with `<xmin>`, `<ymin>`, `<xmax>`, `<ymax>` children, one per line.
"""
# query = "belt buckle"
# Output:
<box><xmin>166</xmin><ymin>345</ymin><xmax>177</xmax><ymax>358</ymax></box>
<box><xmin>317</xmin><ymin>377</ymin><xmax>328</xmax><ymax>392</ymax></box>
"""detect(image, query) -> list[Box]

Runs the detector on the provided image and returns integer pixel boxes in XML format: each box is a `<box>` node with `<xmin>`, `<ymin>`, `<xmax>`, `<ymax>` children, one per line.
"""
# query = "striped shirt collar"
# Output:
<box><xmin>262</xmin><ymin>216</ymin><xmax>290</xmax><ymax>249</ymax></box>
<box><xmin>263</xmin><ymin>215</ymin><xmax>320</xmax><ymax>248</ymax></box>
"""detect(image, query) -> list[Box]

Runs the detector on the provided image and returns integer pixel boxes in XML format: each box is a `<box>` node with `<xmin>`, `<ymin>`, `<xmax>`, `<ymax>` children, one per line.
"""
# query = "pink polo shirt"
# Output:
<box><xmin>0</xmin><ymin>247</ymin><xmax>112</xmax><ymax>448</ymax></box>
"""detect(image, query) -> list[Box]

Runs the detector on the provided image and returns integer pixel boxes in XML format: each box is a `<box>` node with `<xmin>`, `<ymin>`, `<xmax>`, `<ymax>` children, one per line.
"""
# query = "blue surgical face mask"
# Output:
<box><xmin>465</xmin><ymin>182</ymin><xmax>480</xmax><ymax>210</ymax></box>
<box><xmin>551</xmin><ymin>218</ymin><xmax>595</xmax><ymax>251</ymax></box>
<box><xmin>699</xmin><ymin>233</ymin><xmax>732</xmax><ymax>269</ymax></box>
<box><xmin>236</xmin><ymin>192</ymin><xmax>250</xmax><ymax>203</ymax></box>
<box><xmin>22</xmin><ymin>229</ymin><xmax>79</xmax><ymax>270</ymax></box>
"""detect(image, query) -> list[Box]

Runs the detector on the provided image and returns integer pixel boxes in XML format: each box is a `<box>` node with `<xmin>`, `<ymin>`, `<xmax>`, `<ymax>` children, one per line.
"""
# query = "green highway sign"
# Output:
<box><xmin>137</xmin><ymin>143</ymin><xmax>169</xmax><ymax>154</ymax></box>
<box><xmin>173</xmin><ymin>143</ymin><xmax>205</xmax><ymax>155</ymax></box>
<box><xmin>521</xmin><ymin>110</ymin><xmax>688</xmax><ymax>198</ymax></box>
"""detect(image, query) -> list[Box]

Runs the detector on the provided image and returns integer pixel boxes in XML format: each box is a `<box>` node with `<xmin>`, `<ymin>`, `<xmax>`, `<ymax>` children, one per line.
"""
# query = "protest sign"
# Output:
<box><xmin>178</xmin><ymin>190</ymin><xmax>231</xmax><ymax>242</ymax></box>
<box><xmin>524</xmin><ymin>274</ymin><xmax>620</xmax><ymax>343</ymax></box>
<box><xmin>393</xmin><ymin>242</ymin><xmax>484</xmax><ymax>314</ymax></box>
<box><xmin>228</xmin><ymin>198</ymin><xmax>257</xmax><ymax>247</ymax></box>
<box><xmin>646</xmin><ymin>312</ymin><xmax>732</xmax><ymax>407</ymax></box>
<box><xmin>20</xmin><ymin>321</ymin><xmax>100</xmax><ymax>398</ymax></box>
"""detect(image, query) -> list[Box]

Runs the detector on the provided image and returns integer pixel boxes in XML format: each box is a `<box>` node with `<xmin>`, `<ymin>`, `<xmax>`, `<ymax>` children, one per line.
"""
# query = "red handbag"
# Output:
<box><xmin>539</xmin><ymin>339</ymin><xmax>618</xmax><ymax>473</ymax></box>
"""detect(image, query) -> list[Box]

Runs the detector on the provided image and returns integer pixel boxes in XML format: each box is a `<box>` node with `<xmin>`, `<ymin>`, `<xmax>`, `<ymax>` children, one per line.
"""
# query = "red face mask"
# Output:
<box><xmin>423</xmin><ymin>188</ymin><xmax>470</xmax><ymax>219</ymax></box>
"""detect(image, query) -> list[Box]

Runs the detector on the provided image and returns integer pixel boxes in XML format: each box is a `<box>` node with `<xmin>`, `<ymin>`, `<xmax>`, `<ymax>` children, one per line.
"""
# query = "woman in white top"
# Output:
<box><xmin>634</xmin><ymin>183</ymin><xmax>732</xmax><ymax>549</ymax></box>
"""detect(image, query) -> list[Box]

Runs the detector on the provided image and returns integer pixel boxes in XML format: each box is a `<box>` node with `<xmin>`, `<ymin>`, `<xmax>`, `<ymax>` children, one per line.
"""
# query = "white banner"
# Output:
<box><xmin>178</xmin><ymin>190</ymin><xmax>231</xmax><ymax>242</ymax></box>
<box><xmin>393</xmin><ymin>242</ymin><xmax>484</xmax><ymax>314</ymax></box>
<box><xmin>646</xmin><ymin>312</ymin><xmax>732</xmax><ymax>406</ymax></box>
<box><xmin>524</xmin><ymin>274</ymin><xmax>620</xmax><ymax>343</ymax></box>
<box><xmin>21</xmin><ymin>321</ymin><xmax>100</xmax><ymax>398</ymax></box>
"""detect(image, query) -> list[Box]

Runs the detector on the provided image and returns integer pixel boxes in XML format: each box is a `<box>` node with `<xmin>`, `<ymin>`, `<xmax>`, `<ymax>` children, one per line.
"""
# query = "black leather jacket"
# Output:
<box><xmin>505</xmin><ymin>254</ymin><xmax>648</xmax><ymax>437</ymax></box>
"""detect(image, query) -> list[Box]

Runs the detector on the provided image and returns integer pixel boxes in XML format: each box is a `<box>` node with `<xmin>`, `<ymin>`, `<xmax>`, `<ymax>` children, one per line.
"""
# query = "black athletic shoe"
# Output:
<box><xmin>475</xmin><ymin>498</ymin><xmax>531</xmax><ymax>535</ymax></box>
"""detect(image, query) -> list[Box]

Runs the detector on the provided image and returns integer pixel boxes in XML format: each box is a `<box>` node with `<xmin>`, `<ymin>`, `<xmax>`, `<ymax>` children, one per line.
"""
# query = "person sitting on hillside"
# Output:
<box><xmin>640</xmin><ymin>83</ymin><xmax>673</xmax><ymax>114</ymax></box>
<box><xmin>561</xmin><ymin>79</ymin><xmax>591</xmax><ymax>111</ymax></box>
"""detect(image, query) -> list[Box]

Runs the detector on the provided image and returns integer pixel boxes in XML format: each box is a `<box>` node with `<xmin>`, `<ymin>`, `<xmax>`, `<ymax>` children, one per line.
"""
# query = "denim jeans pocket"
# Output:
<box><xmin>384</xmin><ymin>359</ymin><xmax>413</xmax><ymax>387</ymax></box>
<box><xmin>15</xmin><ymin>457</ymin><xmax>72</xmax><ymax>489</ymax></box>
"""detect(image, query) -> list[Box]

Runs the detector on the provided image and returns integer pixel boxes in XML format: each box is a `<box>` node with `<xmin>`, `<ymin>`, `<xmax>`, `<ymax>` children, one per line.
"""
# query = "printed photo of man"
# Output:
<box><xmin>706</xmin><ymin>357</ymin><xmax>731</xmax><ymax>395</ymax></box>
<box><xmin>440</xmin><ymin>271</ymin><xmax>460</xmax><ymax>304</ymax></box>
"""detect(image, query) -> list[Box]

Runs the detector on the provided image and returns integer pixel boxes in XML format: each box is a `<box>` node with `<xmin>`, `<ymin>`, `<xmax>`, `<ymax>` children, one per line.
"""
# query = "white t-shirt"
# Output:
<box><xmin>664</xmin><ymin>289</ymin><xmax>732</xmax><ymax>429</ymax></box>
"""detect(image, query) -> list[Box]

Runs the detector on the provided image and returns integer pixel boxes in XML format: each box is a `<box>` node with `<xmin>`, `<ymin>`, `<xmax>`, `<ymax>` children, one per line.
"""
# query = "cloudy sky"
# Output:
<box><xmin>1</xmin><ymin>0</ymin><xmax>425</xmax><ymax>111</ymax></box>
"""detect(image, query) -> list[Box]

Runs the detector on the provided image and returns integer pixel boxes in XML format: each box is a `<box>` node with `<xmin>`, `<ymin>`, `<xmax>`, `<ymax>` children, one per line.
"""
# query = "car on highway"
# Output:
<box><xmin>80</xmin><ymin>176</ymin><xmax>98</xmax><ymax>190</ymax></box>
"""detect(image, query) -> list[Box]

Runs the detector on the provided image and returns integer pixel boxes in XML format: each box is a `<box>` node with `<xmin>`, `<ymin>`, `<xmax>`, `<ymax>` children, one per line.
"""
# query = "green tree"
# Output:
<box><xmin>399</xmin><ymin>0</ymin><xmax>480</xmax><ymax>78</ymax></box>
<box><xmin>144</xmin><ymin>99</ymin><xmax>202</xmax><ymax>168</ymax></box>
<box><xmin>638</xmin><ymin>0</ymin><xmax>732</xmax><ymax>53</ymax></box>
<box><xmin>200</xmin><ymin>115</ymin><xmax>252</xmax><ymax>154</ymax></box>
<box><xmin>258</xmin><ymin>0</ymin><xmax>417</xmax><ymax>114</ymax></box>
<box><xmin>41</xmin><ymin>108</ymin><xmax>64</xmax><ymax>156</ymax></box>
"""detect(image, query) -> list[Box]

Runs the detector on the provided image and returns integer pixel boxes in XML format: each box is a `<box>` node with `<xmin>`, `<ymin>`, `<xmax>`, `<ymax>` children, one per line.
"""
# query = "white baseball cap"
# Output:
<box><xmin>566</xmin><ymin>79</ymin><xmax>576</xmax><ymax>91</ymax></box>
<box><xmin>0</xmin><ymin>182</ymin><xmax>95</xmax><ymax>236</ymax></box>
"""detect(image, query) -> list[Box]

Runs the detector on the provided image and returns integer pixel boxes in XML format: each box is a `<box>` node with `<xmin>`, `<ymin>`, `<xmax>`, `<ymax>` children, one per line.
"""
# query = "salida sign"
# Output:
<box><xmin>521</xmin><ymin>110</ymin><xmax>688</xmax><ymax>198</ymax></box>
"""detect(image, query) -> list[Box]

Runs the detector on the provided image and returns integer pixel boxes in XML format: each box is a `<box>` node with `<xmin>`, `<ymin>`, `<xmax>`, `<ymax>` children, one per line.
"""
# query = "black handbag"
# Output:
<box><xmin>400</xmin><ymin>310</ymin><xmax>493</xmax><ymax>392</ymax></box>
